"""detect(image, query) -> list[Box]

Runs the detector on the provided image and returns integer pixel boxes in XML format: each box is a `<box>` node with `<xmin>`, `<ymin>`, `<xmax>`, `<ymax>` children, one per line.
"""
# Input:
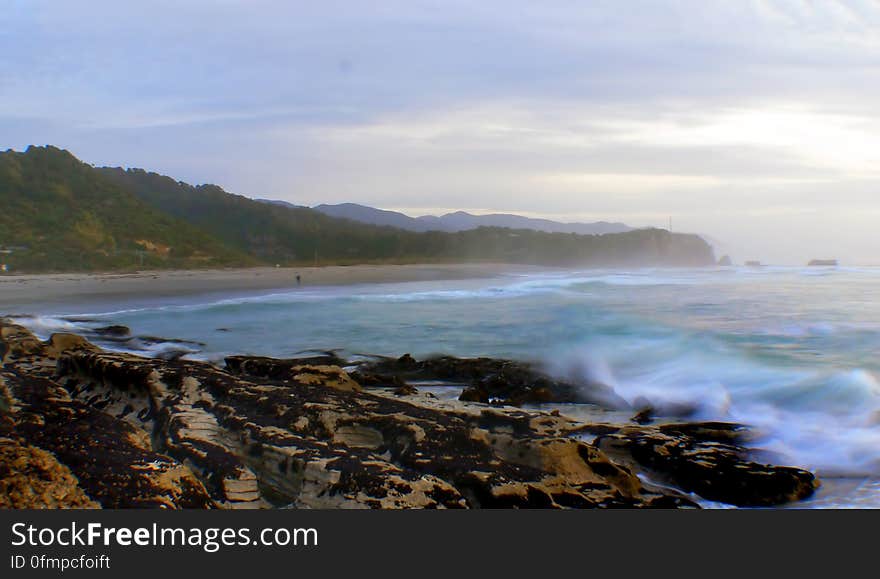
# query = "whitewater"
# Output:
<box><xmin>13</xmin><ymin>265</ymin><xmax>880</xmax><ymax>508</ymax></box>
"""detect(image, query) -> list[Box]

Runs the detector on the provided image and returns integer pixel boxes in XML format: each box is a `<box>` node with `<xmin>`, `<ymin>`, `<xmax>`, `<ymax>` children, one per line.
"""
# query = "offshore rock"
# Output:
<box><xmin>92</xmin><ymin>325</ymin><xmax>131</xmax><ymax>337</ymax></box>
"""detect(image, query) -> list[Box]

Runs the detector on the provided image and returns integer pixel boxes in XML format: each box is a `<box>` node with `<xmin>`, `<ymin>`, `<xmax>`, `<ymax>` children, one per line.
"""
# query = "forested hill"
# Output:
<box><xmin>100</xmin><ymin>166</ymin><xmax>714</xmax><ymax>268</ymax></box>
<box><xmin>0</xmin><ymin>146</ymin><xmax>251</xmax><ymax>271</ymax></box>
<box><xmin>0</xmin><ymin>146</ymin><xmax>715</xmax><ymax>272</ymax></box>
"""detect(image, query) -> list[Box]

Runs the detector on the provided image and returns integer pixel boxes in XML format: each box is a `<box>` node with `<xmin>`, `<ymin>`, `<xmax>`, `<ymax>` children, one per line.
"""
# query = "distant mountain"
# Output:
<box><xmin>0</xmin><ymin>145</ymin><xmax>716</xmax><ymax>272</ymax></box>
<box><xmin>257</xmin><ymin>199</ymin><xmax>306</xmax><ymax>210</ymax></box>
<box><xmin>313</xmin><ymin>203</ymin><xmax>437</xmax><ymax>231</ymax></box>
<box><xmin>311</xmin><ymin>203</ymin><xmax>632</xmax><ymax>235</ymax></box>
<box><xmin>422</xmin><ymin>210</ymin><xmax>633</xmax><ymax>235</ymax></box>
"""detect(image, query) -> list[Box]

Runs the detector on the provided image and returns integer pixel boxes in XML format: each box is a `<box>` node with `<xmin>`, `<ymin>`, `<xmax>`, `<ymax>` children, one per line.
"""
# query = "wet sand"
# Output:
<box><xmin>0</xmin><ymin>263</ymin><xmax>550</xmax><ymax>310</ymax></box>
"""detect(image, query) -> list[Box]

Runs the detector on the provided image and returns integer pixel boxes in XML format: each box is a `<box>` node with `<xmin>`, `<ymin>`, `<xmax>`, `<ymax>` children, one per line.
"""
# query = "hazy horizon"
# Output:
<box><xmin>4</xmin><ymin>1</ymin><xmax>880</xmax><ymax>265</ymax></box>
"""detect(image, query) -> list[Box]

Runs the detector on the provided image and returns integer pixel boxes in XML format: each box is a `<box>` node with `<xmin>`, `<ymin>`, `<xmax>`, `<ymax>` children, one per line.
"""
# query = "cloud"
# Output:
<box><xmin>2</xmin><ymin>1</ymin><xmax>880</xmax><ymax>262</ymax></box>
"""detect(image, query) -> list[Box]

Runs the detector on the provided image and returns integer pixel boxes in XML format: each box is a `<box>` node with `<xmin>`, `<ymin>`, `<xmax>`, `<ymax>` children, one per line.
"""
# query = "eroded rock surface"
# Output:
<box><xmin>0</xmin><ymin>318</ymin><xmax>819</xmax><ymax>509</ymax></box>
<box><xmin>0</xmin><ymin>437</ymin><xmax>99</xmax><ymax>509</ymax></box>
<box><xmin>1</xmin><ymin>367</ymin><xmax>213</xmax><ymax>509</ymax></box>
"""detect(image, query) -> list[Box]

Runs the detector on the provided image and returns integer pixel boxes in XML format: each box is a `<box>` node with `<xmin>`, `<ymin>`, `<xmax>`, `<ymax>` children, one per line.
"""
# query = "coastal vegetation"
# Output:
<box><xmin>1</xmin><ymin>146</ymin><xmax>715</xmax><ymax>272</ymax></box>
<box><xmin>0</xmin><ymin>146</ymin><xmax>251</xmax><ymax>271</ymax></box>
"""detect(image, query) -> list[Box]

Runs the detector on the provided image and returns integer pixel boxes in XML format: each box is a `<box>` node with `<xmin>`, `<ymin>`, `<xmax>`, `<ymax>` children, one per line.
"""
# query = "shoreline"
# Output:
<box><xmin>0</xmin><ymin>263</ymin><xmax>551</xmax><ymax>310</ymax></box>
<box><xmin>0</xmin><ymin>318</ymin><xmax>820</xmax><ymax>509</ymax></box>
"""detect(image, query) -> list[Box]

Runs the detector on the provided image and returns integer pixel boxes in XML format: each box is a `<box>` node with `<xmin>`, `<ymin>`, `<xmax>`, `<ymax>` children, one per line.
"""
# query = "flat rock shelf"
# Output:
<box><xmin>0</xmin><ymin>318</ymin><xmax>818</xmax><ymax>509</ymax></box>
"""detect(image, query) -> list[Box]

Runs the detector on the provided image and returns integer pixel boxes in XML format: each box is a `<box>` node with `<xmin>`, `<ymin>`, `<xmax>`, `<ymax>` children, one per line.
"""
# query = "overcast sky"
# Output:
<box><xmin>4</xmin><ymin>1</ymin><xmax>880</xmax><ymax>264</ymax></box>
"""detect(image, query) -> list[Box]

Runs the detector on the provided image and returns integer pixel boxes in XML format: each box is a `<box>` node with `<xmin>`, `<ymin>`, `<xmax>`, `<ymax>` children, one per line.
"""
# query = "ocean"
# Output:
<box><xmin>14</xmin><ymin>265</ymin><xmax>880</xmax><ymax>508</ymax></box>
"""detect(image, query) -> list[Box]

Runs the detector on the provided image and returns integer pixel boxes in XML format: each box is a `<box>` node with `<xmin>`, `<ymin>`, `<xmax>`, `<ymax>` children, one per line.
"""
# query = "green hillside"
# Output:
<box><xmin>0</xmin><ymin>146</ymin><xmax>251</xmax><ymax>271</ymax></box>
<box><xmin>0</xmin><ymin>145</ymin><xmax>715</xmax><ymax>272</ymax></box>
<box><xmin>100</xmin><ymin>166</ymin><xmax>715</xmax><ymax>268</ymax></box>
<box><xmin>99</xmin><ymin>167</ymin><xmax>430</xmax><ymax>265</ymax></box>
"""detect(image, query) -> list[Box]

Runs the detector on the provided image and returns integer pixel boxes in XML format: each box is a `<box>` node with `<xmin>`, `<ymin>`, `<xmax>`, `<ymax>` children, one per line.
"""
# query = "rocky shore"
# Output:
<box><xmin>0</xmin><ymin>318</ymin><xmax>819</xmax><ymax>509</ymax></box>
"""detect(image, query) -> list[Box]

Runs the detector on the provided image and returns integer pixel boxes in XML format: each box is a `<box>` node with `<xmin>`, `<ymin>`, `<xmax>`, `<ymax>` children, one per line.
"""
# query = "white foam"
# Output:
<box><xmin>548</xmin><ymin>336</ymin><xmax>880</xmax><ymax>477</ymax></box>
<box><xmin>9</xmin><ymin>315</ymin><xmax>87</xmax><ymax>340</ymax></box>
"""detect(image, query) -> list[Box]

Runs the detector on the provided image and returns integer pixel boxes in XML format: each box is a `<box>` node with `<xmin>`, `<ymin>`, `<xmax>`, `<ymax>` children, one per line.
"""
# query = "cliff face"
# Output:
<box><xmin>0</xmin><ymin>319</ymin><xmax>813</xmax><ymax>509</ymax></box>
<box><xmin>579</xmin><ymin>228</ymin><xmax>715</xmax><ymax>267</ymax></box>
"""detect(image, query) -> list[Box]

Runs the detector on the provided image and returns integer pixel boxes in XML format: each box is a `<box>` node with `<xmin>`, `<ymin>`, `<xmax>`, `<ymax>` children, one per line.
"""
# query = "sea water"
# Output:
<box><xmin>13</xmin><ymin>265</ymin><xmax>880</xmax><ymax>508</ymax></box>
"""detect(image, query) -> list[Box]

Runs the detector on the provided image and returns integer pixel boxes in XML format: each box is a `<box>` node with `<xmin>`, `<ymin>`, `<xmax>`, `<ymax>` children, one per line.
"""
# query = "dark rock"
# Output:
<box><xmin>631</xmin><ymin>407</ymin><xmax>654</xmax><ymax>425</ymax></box>
<box><xmin>392</xmin><ymin>384</ymin><xmax>418</xmax><ymax>396</ymax></box>
<box><xmin>348</xmin><ymin>370</ymin><xmax>407</xmax><ymax>388</ymax></box>
<box><xmin>92</xmin><ymin>325</ymin><xmax>131</xmax><ymax>337</ymax></box>
<box><xmin>656</xmin><ymin>421</ymin><xmax>753</xmax><ymax>444</ymax></box>
<box><xmin>394</xmin><ymin>353</ymin><xmax>418</xmax><ymax>370</ymax></box>
<box><xmin>459</xmin><ymin>385</ymin><xmax>487</xmax><ymax>403</ymax></box>
<box><xmin>225</xmin><ymin>354</ymin><xmax>347</xmax><ymax>379</ymax></box>
<box><xmin>139</xmin><ymin>336</ymin><xmax>206</xmax><ymax>347</ymax></box>
<box><xmin>291</xmin><ymin>349</ymin><xmax>348</xmax><ymax>365</ymax></box>
<box><xmin>357</xmin><ymin>354</ymin><xmax>627</xmax><ymax>408</ymax></box>
<box><xmin>631</xmin><ymin>396</ymin><xmax>698</xmax><ymax>421</ymax></box>
<box><xmin>595</xmin><ymin>423</ymin><xmax>818</xmax><ymax>507</ymax></box>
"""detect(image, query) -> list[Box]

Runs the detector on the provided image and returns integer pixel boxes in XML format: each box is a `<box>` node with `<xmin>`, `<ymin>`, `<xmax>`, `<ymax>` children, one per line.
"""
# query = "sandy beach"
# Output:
<box><xmin>0</xmin><ymin>263</ymin><xmax>549</xmax><ymax>310</ymax></box>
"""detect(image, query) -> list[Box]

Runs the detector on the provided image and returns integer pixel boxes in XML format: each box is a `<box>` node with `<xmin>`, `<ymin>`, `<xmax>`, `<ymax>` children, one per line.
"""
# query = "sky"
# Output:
<box><xmin>3</xmin><ymin>0</ymin><xmax>880</xmax><ymax>264</ymax></box>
